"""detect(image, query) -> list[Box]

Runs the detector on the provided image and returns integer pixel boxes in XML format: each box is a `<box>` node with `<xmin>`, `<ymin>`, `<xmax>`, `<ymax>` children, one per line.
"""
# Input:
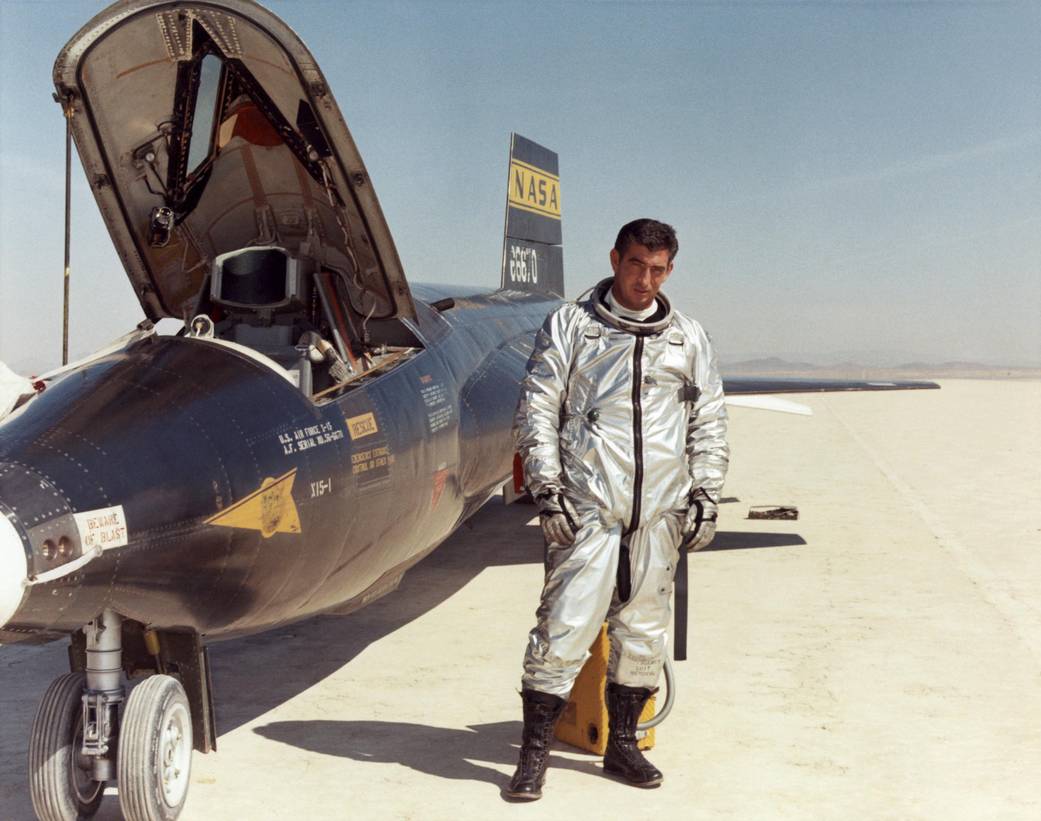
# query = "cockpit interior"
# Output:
<box><xmin>182</xmin><ymin>244</ymin><xmax>421</xmax><ymax>401</ymax></box>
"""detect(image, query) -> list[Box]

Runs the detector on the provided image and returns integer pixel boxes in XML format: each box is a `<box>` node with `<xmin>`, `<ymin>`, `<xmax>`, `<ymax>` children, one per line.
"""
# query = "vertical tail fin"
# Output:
<box><xmin>500</xmin><ymin>133</ymin><xmax>564</xmax><ymax>297</ymax></box>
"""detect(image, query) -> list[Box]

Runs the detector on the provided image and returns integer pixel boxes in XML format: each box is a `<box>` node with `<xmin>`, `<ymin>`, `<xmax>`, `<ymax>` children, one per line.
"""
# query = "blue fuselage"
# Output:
<box><xmin>0</xmin><ymin>286</ymin><xmax>559</xmax><ymax>643</ymax></box>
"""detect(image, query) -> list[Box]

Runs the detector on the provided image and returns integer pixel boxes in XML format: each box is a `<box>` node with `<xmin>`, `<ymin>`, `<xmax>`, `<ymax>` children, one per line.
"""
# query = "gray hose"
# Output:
<box><xmin>636</xmin><ymin>654</ymin><xmax>675</xmax><ymax>731</ymax></box>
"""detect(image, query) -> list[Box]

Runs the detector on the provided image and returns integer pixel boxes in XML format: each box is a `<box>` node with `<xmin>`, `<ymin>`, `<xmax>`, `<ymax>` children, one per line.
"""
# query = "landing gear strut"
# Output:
<box><xmin>27</xmin><ymin>610</ymin><xmax>196</xmax><ymax>821</ymax></box>
<box><xmin>81</xmin><ymin>608</ymin><xmax>124</xmax><ymax>781</ymax></box>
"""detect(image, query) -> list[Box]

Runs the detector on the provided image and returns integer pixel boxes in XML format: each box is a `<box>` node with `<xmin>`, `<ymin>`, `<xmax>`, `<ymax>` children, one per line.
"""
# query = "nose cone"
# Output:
<box><xmin>0</xmin><ymin>514</ymin><xmax>28</xmax><ymax>627</ymax></box>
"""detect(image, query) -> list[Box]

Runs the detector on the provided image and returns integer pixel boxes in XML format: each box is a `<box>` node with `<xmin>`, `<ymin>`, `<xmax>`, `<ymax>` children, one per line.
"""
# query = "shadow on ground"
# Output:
<box><xmin>254</xmin><ymin>719</ymin><xmax>601</xmax><ymax>789</ymax></box>
<box><xmin>703</xmin><ymin>531</ymin><xmax>807</xmax><ymax>551</ymax></box>
<box><xmin>207</xmin><ymin>499</ymin><xmax>544</xmax><ymax>735</ymax></box>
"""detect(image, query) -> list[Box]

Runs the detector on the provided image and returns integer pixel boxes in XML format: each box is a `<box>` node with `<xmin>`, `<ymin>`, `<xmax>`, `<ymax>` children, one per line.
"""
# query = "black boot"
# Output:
<box><xmin>603</xmin><ymin>682</ymin><xmax>664</xmax><ymax>787</ymax></box>
<box><xmin>502</xmin><ymin>688</ymin><xmax>567</xmax><ymax>801</ymax></box>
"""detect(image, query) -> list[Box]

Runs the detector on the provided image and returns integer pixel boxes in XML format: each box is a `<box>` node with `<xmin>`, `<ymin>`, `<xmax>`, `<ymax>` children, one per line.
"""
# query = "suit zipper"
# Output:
<box><xmin>627</xmin><ymin>336</ymin><xmax>644</xmax><ymax>535</ymax></box>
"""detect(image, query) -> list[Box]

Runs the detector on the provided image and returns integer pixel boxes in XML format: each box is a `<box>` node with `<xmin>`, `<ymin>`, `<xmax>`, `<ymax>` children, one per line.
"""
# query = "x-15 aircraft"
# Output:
<box><xmin>0</xmin><ymin>2</ymin><xmax>938</xmax><ymax>819</ymax></box>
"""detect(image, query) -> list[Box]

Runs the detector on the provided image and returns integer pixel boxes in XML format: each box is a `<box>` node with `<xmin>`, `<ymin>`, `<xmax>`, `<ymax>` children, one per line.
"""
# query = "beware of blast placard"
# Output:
<box><xmin>73</xmin><ymin>505</ymin><xmax>128</xmax><ymax>551</ymax></box>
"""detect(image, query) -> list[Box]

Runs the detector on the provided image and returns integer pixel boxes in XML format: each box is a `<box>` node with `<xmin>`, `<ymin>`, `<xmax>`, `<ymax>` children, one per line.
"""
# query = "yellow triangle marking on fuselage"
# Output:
<box><xmin>205</xmin><ymin>468</ymin><xmax>301</xmax><ymax>538</ymax></box>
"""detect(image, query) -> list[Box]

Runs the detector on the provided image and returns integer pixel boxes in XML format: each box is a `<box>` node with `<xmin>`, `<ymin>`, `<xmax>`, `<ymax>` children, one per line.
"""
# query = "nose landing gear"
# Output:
<box><xmin>27</xmin><ymin>611</ymin><xmax>196</xmax><ymax>821</ymax></box>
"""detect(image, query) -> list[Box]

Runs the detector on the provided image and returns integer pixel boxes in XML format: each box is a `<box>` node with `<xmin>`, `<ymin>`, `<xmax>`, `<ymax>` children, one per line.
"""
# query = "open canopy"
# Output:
<box><xmin>54</xmin><ymin>0</ymin><xmax>414</xmax><ymax>323</ymax></box>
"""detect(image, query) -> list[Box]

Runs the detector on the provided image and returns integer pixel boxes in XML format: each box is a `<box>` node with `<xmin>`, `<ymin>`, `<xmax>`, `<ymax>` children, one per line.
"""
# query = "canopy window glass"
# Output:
<box><xmin>186</xmin><ymin>53</ymin><xmax>224</xmax><ymax>176</ymax></box>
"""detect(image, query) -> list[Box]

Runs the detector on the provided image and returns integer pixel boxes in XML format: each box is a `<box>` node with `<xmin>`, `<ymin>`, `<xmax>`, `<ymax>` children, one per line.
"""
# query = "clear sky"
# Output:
<box><xmin>1</xmin><ymin>0</ymin><xmax>1039</xmax><ymax>372</ymax></box>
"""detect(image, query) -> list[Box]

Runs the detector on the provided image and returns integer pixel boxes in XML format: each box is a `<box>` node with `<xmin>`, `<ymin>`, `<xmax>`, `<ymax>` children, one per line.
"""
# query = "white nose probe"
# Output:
<box><xmin>0</xmin><ymin>513</ymin><xmax>28</xmax><ymax>628</ymax></box>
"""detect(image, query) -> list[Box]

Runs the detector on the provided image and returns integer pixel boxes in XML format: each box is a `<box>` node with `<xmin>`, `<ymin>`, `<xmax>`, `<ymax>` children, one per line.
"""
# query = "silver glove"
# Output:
<box><xmin>682</xmin><ymin>489</ymin><xmax>718</xmax><ymax>552</ymax></box>
<box><xmin>537</xmin><ymin>492</ymin><xmax>579</xmax><ymax>546</ymax></box>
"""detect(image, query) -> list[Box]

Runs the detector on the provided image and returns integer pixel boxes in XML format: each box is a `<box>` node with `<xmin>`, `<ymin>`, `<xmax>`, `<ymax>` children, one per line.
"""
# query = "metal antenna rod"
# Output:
<box><xmin>62</xmin><ymin>95</ymin><xmax>73</xmax><ymax>366</ymax></box>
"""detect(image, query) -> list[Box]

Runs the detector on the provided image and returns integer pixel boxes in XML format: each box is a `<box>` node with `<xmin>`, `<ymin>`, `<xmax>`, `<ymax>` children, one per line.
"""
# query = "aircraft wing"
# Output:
<box><xmin>720</xmin><ymin>375</ymin><xmax>939</xmax><ymax>415</ymax></box>
<box><xmin>722</xmin><ymin>376</ymin><xmax>940</xmax><ymax>395</ymax></box>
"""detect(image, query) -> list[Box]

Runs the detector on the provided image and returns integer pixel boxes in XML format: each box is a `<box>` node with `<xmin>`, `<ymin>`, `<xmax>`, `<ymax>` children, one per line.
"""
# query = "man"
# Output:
<box><xmin>505</xmin><ymin>219</ymin><xmax>729</xmax><ymax>800</ymax></box>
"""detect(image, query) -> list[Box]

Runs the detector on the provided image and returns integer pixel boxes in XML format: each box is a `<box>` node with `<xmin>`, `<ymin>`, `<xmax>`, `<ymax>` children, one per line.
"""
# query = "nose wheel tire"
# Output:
<box><xmin>28</xmin><ymin>672</ymin><xmax>106</xmax><ymax>821</ymax></box>
<box><xmin>117</xmin><ymin>674</ymin><xmax>193</xmax><ymax>821</ymax></box>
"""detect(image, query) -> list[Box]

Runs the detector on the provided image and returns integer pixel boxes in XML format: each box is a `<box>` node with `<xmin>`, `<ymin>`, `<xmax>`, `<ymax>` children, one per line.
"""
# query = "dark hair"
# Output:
<box><xmin>614</xmin><ymin>219</ymin><xmax>678</xmax><ymax>261</ymax></box>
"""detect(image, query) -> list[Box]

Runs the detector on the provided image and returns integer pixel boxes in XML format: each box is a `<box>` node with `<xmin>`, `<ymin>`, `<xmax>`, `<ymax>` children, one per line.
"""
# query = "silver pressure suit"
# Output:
<box><xmin>514</xmin><ymin>279</ymin><xmax>729</xmax><ymax>697</ymax></box>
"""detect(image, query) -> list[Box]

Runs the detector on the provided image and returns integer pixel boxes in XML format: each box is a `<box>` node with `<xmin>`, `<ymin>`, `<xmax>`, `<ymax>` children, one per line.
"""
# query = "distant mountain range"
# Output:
<box><xmin>722</xmin><ymin>357</ymin><xmax>1041</xmax><ymax>379</ymax></box>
